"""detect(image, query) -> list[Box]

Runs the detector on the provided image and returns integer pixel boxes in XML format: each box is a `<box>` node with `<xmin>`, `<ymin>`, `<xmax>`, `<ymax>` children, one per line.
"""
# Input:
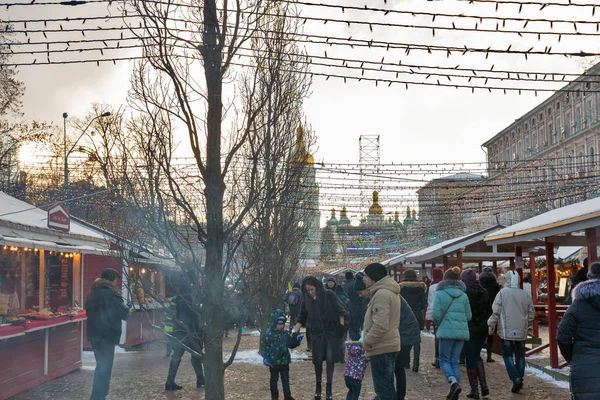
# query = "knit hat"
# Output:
<box><xmin>276</xmin><ymin>315</ymin><xmax>287</xmax><ymax>325</ymax></box>
<box><xmin>444</xmin><ymin>266</ymin><xmax>461</xmax><ymax>280</ymax></box>
<box><xmin>345</xmin><ymin>271</ymin><xmax>354</xmax><ymax>280</ymax></box>
<box><xmin>588</xmin><ymin>261</ymin><xmax>600</xmax><ymax>279</ymax></box>
<box><xmin>101</xmin><ymin>268</ymin><xmax>120</xmax><ymax>281</ymax></box>
<box><xmin>431</xmin><ymin>267</ymin><xmax>444</xmax><ymax>284</ymax></box>
<box><xmin>364</xmin><ymin>263</ymin><xmax>388</xmax><ymax>282</ymax></box>
<box><xmin>403</xmin><ymin>269</ymin><xmax>417</xmax><ymax>280</ymax></box>
<box><xmin>327</xmin><ymin>277</ymin><xmax>336</xmax><ymax>283</ymax></box>
<box><xmin>354</xmin><ymin>272</ymin><xmax>367</xmax><ymax>292</ymax></box>
<box><xmin>460</xmin><ymin>268</ymin><xmax>477</xmax><ymax>285</ymax></box>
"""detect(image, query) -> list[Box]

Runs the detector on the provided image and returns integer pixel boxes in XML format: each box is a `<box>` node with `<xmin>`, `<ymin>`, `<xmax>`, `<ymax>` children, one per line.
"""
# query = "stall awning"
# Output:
<box><xmin>485</xmin><ymin>197</ymin><xmax>600</xmax><ymax>246</ymax></box>
<box><xmin>404</xmin><ymin>225</ymin><xmax>505</xmax><ymax>264</ymax></box>
<box><xmin>0</xmin><ymin>234</ymin><xmax>118</xmax><ymax>256</ymax></box>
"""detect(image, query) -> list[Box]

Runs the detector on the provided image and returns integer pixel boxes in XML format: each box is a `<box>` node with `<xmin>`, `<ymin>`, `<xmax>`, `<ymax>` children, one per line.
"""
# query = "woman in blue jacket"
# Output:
<box><xmin>433</xmin><ymin>267</ymin><xmax>472</xmax><ymax>400</ymax></box>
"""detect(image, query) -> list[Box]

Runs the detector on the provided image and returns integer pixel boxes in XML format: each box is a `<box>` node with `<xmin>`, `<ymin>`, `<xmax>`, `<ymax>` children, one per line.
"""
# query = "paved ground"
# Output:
<box><xmin>10</xmin><ymin>331</ymin><xmax>571</xmax><ymax>400</ymax></box>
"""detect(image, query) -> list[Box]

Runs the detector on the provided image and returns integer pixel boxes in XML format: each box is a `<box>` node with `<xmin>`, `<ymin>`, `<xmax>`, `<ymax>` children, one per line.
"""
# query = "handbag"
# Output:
<box><xmin>438</xmin><ymin>297</ymin><xmax>456</xmax><ymax>326</ymax></box>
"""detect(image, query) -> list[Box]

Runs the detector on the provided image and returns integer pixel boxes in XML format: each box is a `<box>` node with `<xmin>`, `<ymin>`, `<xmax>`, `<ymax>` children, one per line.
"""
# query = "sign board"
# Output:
<box><xmin>515</xmin><ymin>256</ymin><xmax>524</xmax><ymax>269</ymax></box>
<box><xmin>47</xmin><ymin>203</ymin><xmax>70</xmax><ymax>232</ymax></box>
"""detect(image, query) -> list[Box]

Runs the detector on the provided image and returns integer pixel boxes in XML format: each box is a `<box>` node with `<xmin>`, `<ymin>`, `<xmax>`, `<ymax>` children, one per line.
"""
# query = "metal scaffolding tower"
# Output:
<box><xmin>359</xmin><ymin>135</ymin><xmax>381</xmax><ymax>218</ymax></box>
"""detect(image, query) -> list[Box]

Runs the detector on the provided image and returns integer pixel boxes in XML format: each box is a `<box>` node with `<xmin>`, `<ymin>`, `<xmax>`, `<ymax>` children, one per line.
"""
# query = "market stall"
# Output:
<box><xmin>0</xmin><ymin>192</ymin><xmax>113</xmax><ymax>399</ymax></box>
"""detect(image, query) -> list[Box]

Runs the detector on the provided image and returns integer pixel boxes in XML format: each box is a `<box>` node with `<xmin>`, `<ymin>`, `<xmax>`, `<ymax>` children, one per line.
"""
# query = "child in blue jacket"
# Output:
<box><xmin>259</xmin><ymin>309</ymin><xmax>303</xmax><ymax>400</ymax></box>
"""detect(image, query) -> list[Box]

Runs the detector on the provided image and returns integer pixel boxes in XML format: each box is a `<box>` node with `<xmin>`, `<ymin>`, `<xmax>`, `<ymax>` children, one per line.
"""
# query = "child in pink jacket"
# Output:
<box><xmin>344</xmin><ymin>341</ymin><xmax>369</xmax><ymax>400</ymax></box>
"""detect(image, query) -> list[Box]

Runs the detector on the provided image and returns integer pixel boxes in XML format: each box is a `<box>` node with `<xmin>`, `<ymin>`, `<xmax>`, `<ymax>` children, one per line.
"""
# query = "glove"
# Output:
<box><xmin>263</xmin><ymin>357</ymin><xmax>271</xmax><ymax>367</ymax></box>
<box><xmin>296</xmin><ymin>334</ymin><xmax>304</xmax><ymax>345</ymax></box>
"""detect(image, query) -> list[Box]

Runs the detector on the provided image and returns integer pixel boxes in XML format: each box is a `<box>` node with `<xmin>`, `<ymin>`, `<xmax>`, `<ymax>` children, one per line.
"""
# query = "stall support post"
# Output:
<box><xmin>457</xmin><ymin>251</ymin><xmax>463</xmax><ymax>270</ymax></box>
<box><xmin>586</xmin><ymin>228</ymin><xmax>598</xmax><ymax>263</ymax></box>
<box><xmin>393</xmin><ymin>265</ymin><xmax>398</xmax><ymax>282</ymax></box>
<box><xmin>515</xmin><ymin>246</ymin><xmax>523</xmax><ymax>289</ymax></box>
<box><xmin>39</xmin><ymin>250</ymin><xmax>45</xmax><ymax>310</ymax></box>
<box><xmin>492</xmin><ymin>260</ymin><xmax>498</xmax><ymax>276</ymax></box>
<box><xmin>443</xmin><ymin>256</ymin><xmax>449</xmax><ymax>271</ymax></box>
<box><xmin>399</xmin><ymin>264</ymin><xmax>404</xmax><ymax>281</ymax></box>
<box><xmin>545</xmin><ymin>238</ymin><xmax>559</xmax><ymax>369</ymax></box>
<box><xmin>421</xmin><ymin>263</ymin><xmax>426</xmax><ymax>282</ymax></box>
<box><xmin>478</xmin><ymin>261</ymin><xmax>483</xmax><ymax>274</ymax></box>
<box><xmin>529</xmin><ymin>252</ymin><xmax>539</xmax><ymax>338</ymax></box>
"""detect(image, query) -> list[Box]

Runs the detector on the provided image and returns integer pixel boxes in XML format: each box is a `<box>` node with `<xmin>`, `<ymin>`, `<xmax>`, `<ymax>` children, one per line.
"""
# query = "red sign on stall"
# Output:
<box><xmin>47</xmin><ymin>203</ymin><xmax>70</xmax><ymax>232</ymax></box>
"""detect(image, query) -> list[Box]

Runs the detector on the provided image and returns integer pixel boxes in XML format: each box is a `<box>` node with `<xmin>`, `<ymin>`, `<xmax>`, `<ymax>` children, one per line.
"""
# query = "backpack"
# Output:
<box><xmin>287</xmin><ymin>291</ymin><xmax>300</xmax><ymax>307</ymax></box>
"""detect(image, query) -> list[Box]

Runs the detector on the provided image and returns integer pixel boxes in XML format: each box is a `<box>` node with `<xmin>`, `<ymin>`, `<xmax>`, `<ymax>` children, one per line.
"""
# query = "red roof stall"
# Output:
<box><xmin>0</xmin><ymin>192</ymin><xmax>115</xmax><ymax>399</ymax></box>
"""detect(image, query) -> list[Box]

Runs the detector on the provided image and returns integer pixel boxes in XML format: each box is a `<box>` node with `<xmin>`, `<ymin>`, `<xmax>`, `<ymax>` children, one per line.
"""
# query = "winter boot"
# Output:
<box><xmin>271</xmin><ymin>389</ymin><xmax>279</xmax><ymax>399</ymax></box>
<box><xmin>412</xmin><ymin>360</ymin><xmax>419</xmax><ymax>372</ymax></box>
<box><xmin>466</xmin><ymin>369</ymin><xmax>480</xmax><ymax>399</ymax></box>
<box><xmin>447</xmin><ymin>382</ymin><xmax>461</xmax><ymax>400</ymax></box>
<box><xmin>165</xmin><ymin>382</ymin><xmax>183</xmax><ymax>391</ymax></box>
<box><xmin>476</xmin><ymin>361</ymin><xmax>489</xmax><ymax>397</ymax></box>
<box><xmin>283</xmin><ymin>390</ymin><xmax>295</xmax><ymax>400</ymax></box>
<box><xmin>431</xmin><ymin>359</ymin><xmax>440</xmax><ymax>369</ymax></box>
<box><xmin>314</xmin><ymin>382</ymin><xmax>322</xmax><ymax>399</ymax></box>
<box><xmin>325</xmin><ymin>382</ymin><xmax>333</xmax><ymax>400</ymax></box>
<box><xmin>196</xmin><ymin>377</ymin><xmax>205</xmax><ymax>388</ymax></box>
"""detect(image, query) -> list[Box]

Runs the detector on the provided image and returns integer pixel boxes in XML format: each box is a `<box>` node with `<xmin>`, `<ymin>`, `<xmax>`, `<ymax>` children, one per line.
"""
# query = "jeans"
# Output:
<box><xmin>165</xmin><ymin>341</ymin><xmax>172</xmax><ymax>356</ymax></box>
<box><xmin>345</xmin><ymin>376</ymin><xmax>362</xmax><ymax>400</ymax></box>
<box><xmin>500</xmin><ymin>339</ymin><xmax>526</xmax><ymax>383</ymax></box>
<box><xmin>370</xmin><ymin>352</ymin><xmax>398</xmax><ymax>400</ymax></box>
<box><xmin>270</xmin><ymin>364</ymin><xmax>290</xmax><ymax>394</ymax></box>
<box><xmin>90</xmin><ymin>341</ymin><xmax>116</xmax><ymax>400</ymax></box>
<box><xmin>166</xmin><ymin>335</ymin><xmax>204</xmax><ymax>384</ymax></box>
<box><xmin>348</xmin><ymin>325</ymin><xmax>361</xmax><ymax>341</ymax></box>
<box><xmin>439</xmin><ymin>339</ymin><xmax>464</xmax><ymax>383</ymax></box>
<box><xmin>394</xmin><ymin>345</ymin><xmax>411</xmax><ymax>400</ymax></box>
<box><xmin>464</xmin><ymin>332</ymin><xmax>486</xmax><ymax>369</ymax></box>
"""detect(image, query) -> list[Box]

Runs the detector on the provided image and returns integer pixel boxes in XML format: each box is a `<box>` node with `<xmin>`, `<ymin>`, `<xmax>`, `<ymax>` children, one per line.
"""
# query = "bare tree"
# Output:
<box><xmin>116</xmin><ymin>0</ymin><xmax>313</xmax><ymax>396</ymax></box>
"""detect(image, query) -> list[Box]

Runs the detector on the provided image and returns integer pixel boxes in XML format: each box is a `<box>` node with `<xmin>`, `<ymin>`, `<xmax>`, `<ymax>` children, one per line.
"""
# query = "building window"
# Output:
<box><xmin>542</xmin><ymin>168</ymin><xmax>547</xmax><ymax>182</ymax></box>
<box><xmin>548</xmin><ymin>120</ymin><xmax>554</xmax><ymax>145</ymax></box>
<box><xmin>578</xmin><ymin>150</ymin><xmax>584</xmax><ymax>173</ymax></box>
<box><xmin>567</xmin><ymin>155</ymin><xmax>574</xmax><ymax>176</ymax></box>
<box><xmin>556</xmin><ymin>116</ymin><xmax>562</xmax><ymax>141</ymax></box>
<box><xmin>524</xmin><ymin>135</ymin><xmax>530</xmax><ymax>154</ymax></box>
<box><xmin>586</xmin><ymin>98</ymin><xmax>594</xmax><ymax>125</ymax></box>
<box><xmin>565</xmin><ymin>111</ymin><xmax>572</xmax><ymax>136</ymax></box>
<box><xmin>575</xmin><ymin>105</ymin><xmax>582</xmax><ymax>131</ymax></box>
<box><xmin>539</xmin><ymin>127</ymin><xmax>545</xmax><ymax>147</ymax></box>
<box><xmin>589</xmin><ymin>146</ymin><xmax>596</xmax><ymax>169</ymax></box>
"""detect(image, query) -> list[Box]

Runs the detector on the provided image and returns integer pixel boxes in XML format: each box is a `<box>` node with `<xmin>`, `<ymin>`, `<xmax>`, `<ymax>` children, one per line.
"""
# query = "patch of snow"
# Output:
<box><xmin>247</xmin><ymin>330</ymin><xmax>261</xmax><ymax>337</ymax></box>
<box><xmin>421</xmin><ymin>331</ymin><xmax>435</xmax><ymax>338</ymax></box>
<box><xmin>81</xmin><ymin>366</ymin><xmax>95</xmax><ymax>371</ymax></box>
<box><xmin>525</xmin><ymin>367</ymin><xmax>570</xmax><ymax>390</ymax></box>
<box><xmin>224</xmin><ymin>349</ymin><xmax>311</xmax><ymax>364</ymax></box>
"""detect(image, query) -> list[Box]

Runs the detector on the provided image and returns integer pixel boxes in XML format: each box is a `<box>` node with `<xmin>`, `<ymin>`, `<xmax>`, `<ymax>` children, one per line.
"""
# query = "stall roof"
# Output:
<box><xmin>485</xmin><ymin>197</ymin><xmax>600</xmax><ymax>246</ymax></box>
<box><xmin>405</xmin><ymin>225</ymin><xmax>505</xmax><ymax>264</ymax></box>
<box><xmin>381</xmin><ymin>249</ymin><xmax>421</xmax><ymax>268</ymax></box>
<box><xmin>0</xmin><ymin>192</ymin><xmax>111</xmax><ymax>252</ymax></box>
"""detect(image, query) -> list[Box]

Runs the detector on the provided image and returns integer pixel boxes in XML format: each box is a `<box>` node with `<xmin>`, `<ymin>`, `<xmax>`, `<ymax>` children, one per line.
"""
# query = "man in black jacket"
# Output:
<box><xmin>85</xmin><ymin>268</ymin><xmax>130</xmax><ymax>400</ymax></box>
<box><xmin>342</xmin><ymin>271</ymin><xmax>363</xmax><ymax>341</ymax></box>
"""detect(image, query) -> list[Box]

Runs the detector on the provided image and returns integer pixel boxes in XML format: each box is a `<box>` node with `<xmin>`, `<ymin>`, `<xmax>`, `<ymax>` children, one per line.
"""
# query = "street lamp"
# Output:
<box><xmin>62</xmin><ymin>111</ymin><xmax>111</xmax><ymax>189</ymax></box>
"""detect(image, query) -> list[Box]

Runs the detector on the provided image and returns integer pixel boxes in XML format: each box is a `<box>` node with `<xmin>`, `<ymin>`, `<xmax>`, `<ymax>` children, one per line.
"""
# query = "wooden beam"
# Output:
<box><xmin>457</xmin><ymin>251</ymin><xmax>463</xmax><ymax>270</ymax></box>
<box><xmin>529</xmin><ymin>251</ymin><xmax>539</xmax><ymax>338</ymax></box>
<box><xmin>478</xmin><ymin>261</ymin><xmax>483</xmax><ymax>274</ymax></box>
<box><xmin>443</xmin><ymin>255</ymin><xmax>449</xmax><ymax>271</ymax></box>
<box><xmin>586</xmin><ymin>228</ymin><xmax>598</xmax><ymax>263</ymax></box>
<box><xmin>492</xmin><ymin>260</ymin><xmax>498</xmax><ymax>276</ymax></box>
<box><xmin>515</xmin><ymin>246</ymin><xmax>523</xmax><ymax>289</ymax></box>
<box><xmin>546</xmin><ymin>238</ymin><xmax>559</xmax><ymax>369</ymax></box>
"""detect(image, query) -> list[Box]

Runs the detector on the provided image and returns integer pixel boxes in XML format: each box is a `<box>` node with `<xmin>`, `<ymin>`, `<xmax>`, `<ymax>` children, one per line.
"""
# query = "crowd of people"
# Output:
<box><xmin>82</xmin><ymin>259</ymin><xmax>600</xmax><ymax>400</ymax></box>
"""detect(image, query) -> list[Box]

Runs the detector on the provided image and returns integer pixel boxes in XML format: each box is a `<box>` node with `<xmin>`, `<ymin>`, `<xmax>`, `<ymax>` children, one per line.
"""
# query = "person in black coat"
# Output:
<box><xmin>557</xmin><ymin>261</ymin><xmax>600</xmax><ymax>400</ymax></box>
<box><xmin>85</xmin><ymin>268</ymin><xmax>130</xmax><ymax>400</ymax></box>
<box><xmin>399</xmin><ymin>269</ymin><xmax>427</xmax><ymax>372</ymax></box>
<box><xmin>479</xmin><ymin>267</ymin><xmax>501</xmax><ymax>363</ymax></box>
<box><xmin>165</xmin><ymin>283</ymin><xmax>205</xmax><ymax>391</ymax></box>
<box><xmin>395</xmin><ymin>296</ymin><xmax>421</xmax><ymax>400</ymax></box>
<box><xmin>342</xmin><ymin>272</ymin><xmax>363</xmax><ymax>341</ymax></box>
<box><xmin>461</xmin><ymin>269</ymin><xmax>491</xmax><ymax>399</ymax></box>
<box><xmin>293</xmin><ymin>276</ymin><xmax>347</xmax><ymax>400</ymax></box>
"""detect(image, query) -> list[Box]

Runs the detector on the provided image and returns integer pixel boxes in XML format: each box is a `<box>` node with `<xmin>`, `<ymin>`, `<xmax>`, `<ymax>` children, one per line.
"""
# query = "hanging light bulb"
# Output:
<box><xmin>141</xmin><ymin>268</ymin><xmax>146</xmax><ymax>274</ymax></box>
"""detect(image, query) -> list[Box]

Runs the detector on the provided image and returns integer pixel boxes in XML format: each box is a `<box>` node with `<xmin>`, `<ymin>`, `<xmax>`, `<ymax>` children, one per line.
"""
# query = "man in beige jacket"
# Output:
<box><xmin>363</xmin><ymin>262</ymin><xmax>401</xmax><ymax>400</ymax></box>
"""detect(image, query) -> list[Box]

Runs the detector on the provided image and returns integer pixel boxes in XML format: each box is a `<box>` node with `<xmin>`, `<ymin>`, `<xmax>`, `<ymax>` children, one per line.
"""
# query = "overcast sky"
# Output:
<box><xmin>7</xmin><ymin>0</ymin><xmax>600</xmax><ymax>222</ymax></box>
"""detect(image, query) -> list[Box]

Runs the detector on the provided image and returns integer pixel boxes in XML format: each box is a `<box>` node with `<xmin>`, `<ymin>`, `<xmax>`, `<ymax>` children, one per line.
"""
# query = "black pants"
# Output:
<box><xmin>90</xmin><ymin>340</ymin><xmax>116</xmax><ymax>400</ymax></box>
<box><xmin>394</xmin><ymin>345</ymin><xmax>411</xmax><ymax>400</ymax></box>
<box><xmin>345</xmin><ymin>376</ymin><xmax>362</xmax><ymax>400</ymax></box>
<box><xmin>270</xmin><ymin>364</ymin><xmax>290</xmax><ymax>393</ymax></box>
<box><xmin>289</xmin><ymin>308</ymin><xmax>299</xmax><ymax>332</ymax></box>
<box><xmin>166</xmin><ymin>336</ymin><xmax>204</xmax><ymax>384</ymax></box>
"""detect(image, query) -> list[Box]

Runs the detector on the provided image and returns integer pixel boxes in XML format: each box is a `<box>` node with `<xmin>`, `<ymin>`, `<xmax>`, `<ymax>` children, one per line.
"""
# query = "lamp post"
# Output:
<box><xmin>62</xmin><ymin>111</ymin><xmax>111</xmax><ymax>189</ymax></box>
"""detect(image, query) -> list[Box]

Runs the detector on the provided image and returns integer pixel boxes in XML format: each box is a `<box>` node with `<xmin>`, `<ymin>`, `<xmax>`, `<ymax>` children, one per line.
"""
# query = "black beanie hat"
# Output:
<box><xmin>345</xmin><ymin>271</ymin><xmax>354</xmax><ymax>280</ymax></box>
<box><xmin>101</xmin><ymin>268</ymin><xmax>120</xmax><ymax>281</ymax></box>
<box><xmin>364</xmin><ymin>263</ymin><xmax>387</xmax><ymax>282</ymax></box>
<box><xmin>403</xmin><ymin>269</ymin><xmax>417</xmax><ymax>280</ymax></box>
<box><xmin>354</xmin><ymin>272</ymin><xmax>366</xmax><ymax>292</ymax></box>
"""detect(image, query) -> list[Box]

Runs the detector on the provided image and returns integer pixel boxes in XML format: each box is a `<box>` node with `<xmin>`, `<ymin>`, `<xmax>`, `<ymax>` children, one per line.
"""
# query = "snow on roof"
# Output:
<box><xmin>405</xmin><ymin>225</ymin><xmax>503</xmax><ymax>263</ymax></box>
<box><xmin>0</xmin><ymin>191</ymin><xmax>106</xmax><ymax>241</ymax></box>
<box><xmin>433</xmin><ymin>173</ymin><xmax>485</xmax><ymax>181</ymax></box>
<box><xmin>485</xmin><ymin>196</ymin><xmax>600</xmax><ymax>245</ymax></box>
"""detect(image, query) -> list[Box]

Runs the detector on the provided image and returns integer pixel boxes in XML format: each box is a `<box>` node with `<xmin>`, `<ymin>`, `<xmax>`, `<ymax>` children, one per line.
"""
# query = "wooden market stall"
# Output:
<box><xmin>0</xmin><ymin>192</ymin><xmax>114</xmax><ymax>399</ymax></box>
<box><xmin>485</xmin><ymin>196</ymin><xmax>600</xmax><ymax>369</ymax></box>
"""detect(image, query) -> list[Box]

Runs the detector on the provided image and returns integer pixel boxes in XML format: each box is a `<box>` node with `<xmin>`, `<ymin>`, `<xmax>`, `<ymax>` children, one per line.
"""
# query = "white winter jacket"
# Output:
<box><xmin>488</xmin><ymin>270</ymin><xmax>535</xmax><ymax>341</ymax></box>
<box><xmin>425</xmin><ymin>282</ymin><xmax>438</xmax><ymax>321</ymax></box>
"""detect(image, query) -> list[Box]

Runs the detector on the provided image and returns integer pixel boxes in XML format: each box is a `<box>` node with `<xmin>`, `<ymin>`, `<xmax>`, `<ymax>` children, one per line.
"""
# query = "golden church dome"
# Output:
<box><xmin>368</xmin><ymin>191</ymin><xmax>383</xmax><ymax>215</ymax></box>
